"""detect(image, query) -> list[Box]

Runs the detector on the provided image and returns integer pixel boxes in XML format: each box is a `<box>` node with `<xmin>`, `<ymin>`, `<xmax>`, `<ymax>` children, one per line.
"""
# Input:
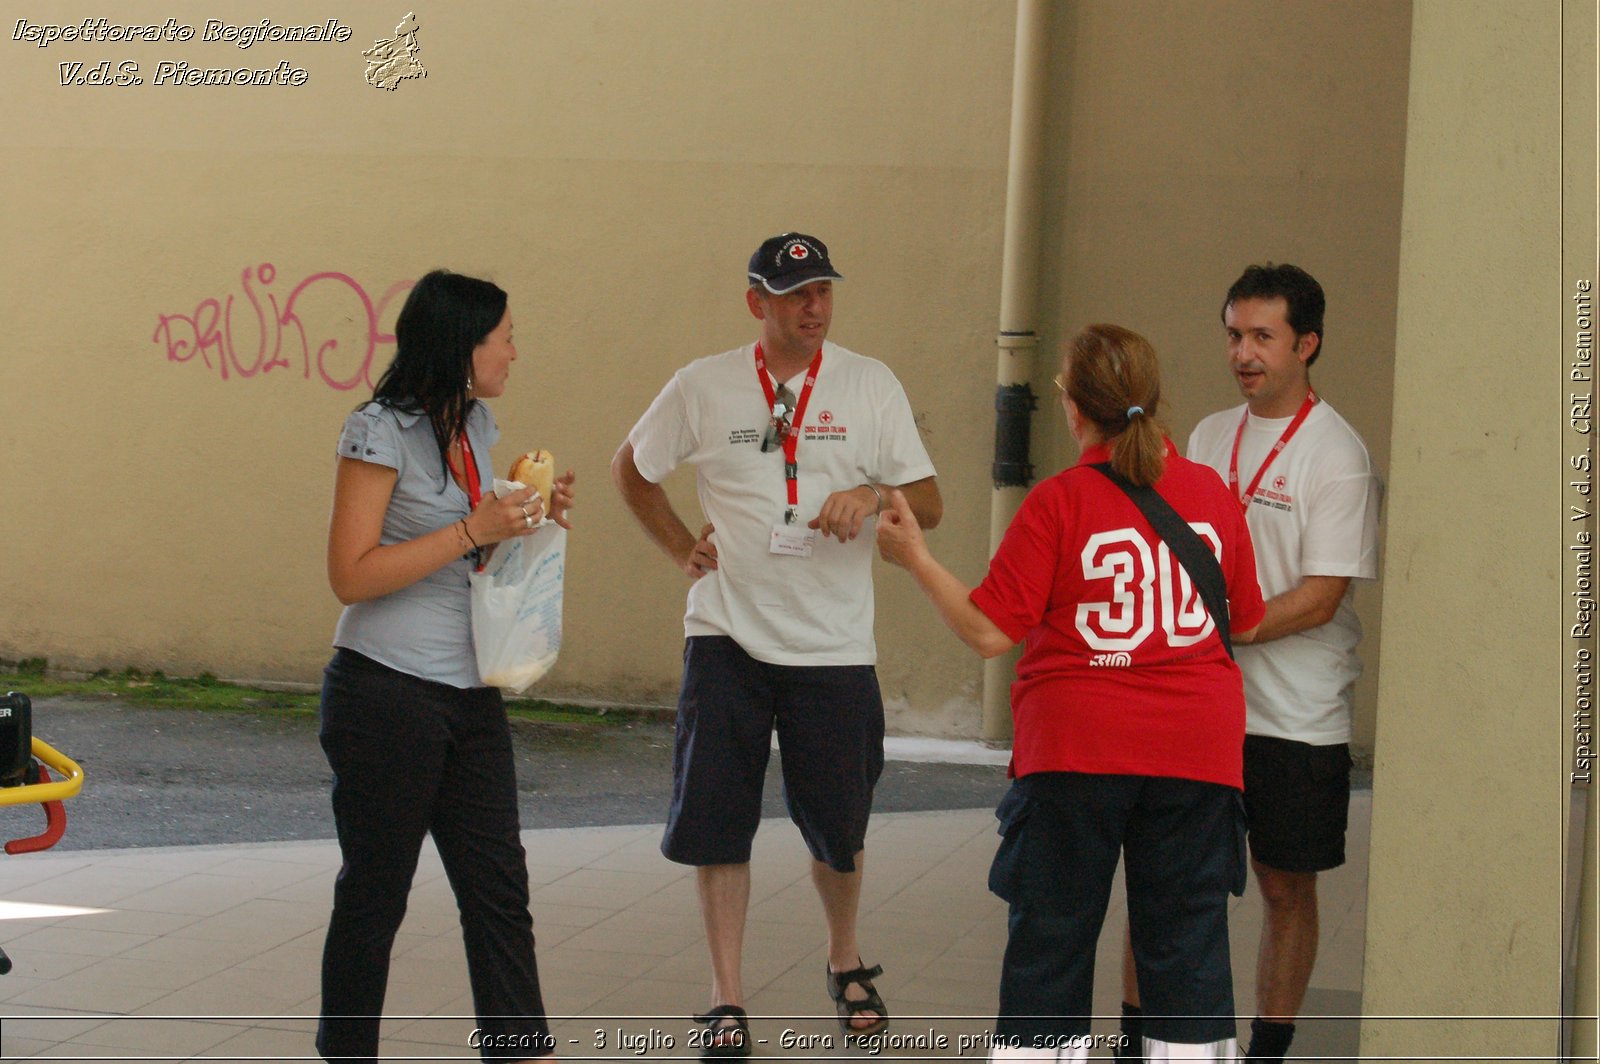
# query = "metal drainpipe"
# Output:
<box><xmin>982</xmin><ymin>0</ymin><xmax>1051</xmax><ymax>743</ymax></box>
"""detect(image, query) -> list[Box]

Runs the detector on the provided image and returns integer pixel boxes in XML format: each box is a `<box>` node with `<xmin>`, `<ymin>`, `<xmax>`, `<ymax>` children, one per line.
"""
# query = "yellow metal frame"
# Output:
<box><xmin>0</xmin><ymin>739</ymin><xmax>85</xmax><ymax>807</ymax></box>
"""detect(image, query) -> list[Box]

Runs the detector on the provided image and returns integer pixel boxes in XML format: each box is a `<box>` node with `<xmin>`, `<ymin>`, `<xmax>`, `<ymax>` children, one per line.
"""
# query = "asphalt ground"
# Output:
<box><xmin>6</xmin><ymin>698</ymin><xmax>1011</xmax><ymax>853</ymax></box>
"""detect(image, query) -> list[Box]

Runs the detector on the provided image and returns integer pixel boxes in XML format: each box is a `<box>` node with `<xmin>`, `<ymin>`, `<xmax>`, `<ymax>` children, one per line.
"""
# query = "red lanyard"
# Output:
<box><xmin>754</xmin><ymin>343</ymin><xmax>823</xmax><ymax>518</ymax></box>
<box><xmin>450</xmin><ymin>430</ymin><xmax>483</xmax><ymax>509</ymax></box>
<box><xmin>1229</xmin><ymin>390</ymin><xmax>1317</xmax><ymax>512</ymax></box>
<box><xmin>448</xmin><ymin>429</ymin><xmax>486</xmax><ymax>570</ymax></box>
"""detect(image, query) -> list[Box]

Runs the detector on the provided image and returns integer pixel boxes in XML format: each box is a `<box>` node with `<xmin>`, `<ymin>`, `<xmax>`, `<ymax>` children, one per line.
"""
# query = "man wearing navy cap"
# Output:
<box><xmin>613</xmin><ymin>233</ymin><xmax>942</xmax><ymax>1058</ymax></box>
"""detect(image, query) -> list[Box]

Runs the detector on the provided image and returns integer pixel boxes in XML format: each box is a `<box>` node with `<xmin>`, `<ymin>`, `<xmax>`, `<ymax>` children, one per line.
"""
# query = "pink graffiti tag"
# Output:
<box><xmin>152</xmin><ymin>264</ymin><xmax>414</xmax><ymax>391</ymax></box>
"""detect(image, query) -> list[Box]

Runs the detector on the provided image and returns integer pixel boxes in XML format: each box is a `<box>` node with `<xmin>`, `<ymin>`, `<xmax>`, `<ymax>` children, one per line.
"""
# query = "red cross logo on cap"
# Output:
<box><xmin>819</xmin><ymin>410</ymin><xmax>833</xmax><ymax>424</ymax></box>
<box><xmin>1273</xmin><ymin>475</ymin><xmax>1287</xmax><ymax>490</ymax></box>
<box><xmin>789</xmin><ymin>244</ymin><xmax>810</xmax><ymax>260</ymax></box>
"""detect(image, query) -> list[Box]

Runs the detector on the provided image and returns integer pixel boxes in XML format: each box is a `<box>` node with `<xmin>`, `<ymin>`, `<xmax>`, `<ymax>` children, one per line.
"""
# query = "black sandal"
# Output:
<box><xmin>825</xmin><ymin>961</ymin><xmax>889</xmax><ymax>1039</ymax></box>
<box><xmin>693</xmin><ymin>1004</ymin><xmax>751</xmax><ymax>1060</ymax></box>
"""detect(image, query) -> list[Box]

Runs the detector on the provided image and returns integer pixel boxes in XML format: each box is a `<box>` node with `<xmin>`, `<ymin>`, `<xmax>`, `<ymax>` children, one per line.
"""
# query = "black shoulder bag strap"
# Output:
<box><xmin>1090</xmin><ymin>463</ymin><xmax>1234</xmax><ymax>659</ymax></box>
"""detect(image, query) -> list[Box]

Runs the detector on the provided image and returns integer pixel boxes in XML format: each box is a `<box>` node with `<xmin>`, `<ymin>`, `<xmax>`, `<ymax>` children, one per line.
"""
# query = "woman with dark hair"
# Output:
<box><xmin>317</xmin><ymin>269</ymin><xmax>573</xmax><ymax>1062</ymax></box>
<box><xmin>877</xmin><ymin>324</ymin><xmax>1264</xmax><ymax>1061</ymax></box>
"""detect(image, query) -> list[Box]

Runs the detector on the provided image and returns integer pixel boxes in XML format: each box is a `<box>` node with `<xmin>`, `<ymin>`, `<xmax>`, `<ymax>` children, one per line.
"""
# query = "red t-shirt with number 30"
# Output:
<box><xmin>971</xmin><ymin>439</ymin><xmax>1265</xmax><ymax>789</ymax></box>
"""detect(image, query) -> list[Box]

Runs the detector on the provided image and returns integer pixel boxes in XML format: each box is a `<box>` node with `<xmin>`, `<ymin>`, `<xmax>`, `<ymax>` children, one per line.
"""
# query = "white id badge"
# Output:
<box><xmin>769</xmin><ymin>524</ymin><xmax>817</xmax><ymax>558</ymax></box>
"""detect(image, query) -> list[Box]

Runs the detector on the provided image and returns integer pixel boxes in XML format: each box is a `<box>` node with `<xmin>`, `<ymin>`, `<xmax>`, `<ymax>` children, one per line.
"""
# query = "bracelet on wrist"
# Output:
<box><xmin>460</xmin><ymin>519</ymin><xmax>480</xmax><ymax>549</ymax></box>
<box><xmin>862</xmin><ymin>482</ymin><xmax>884</xmax><ymax>514</ymax></box>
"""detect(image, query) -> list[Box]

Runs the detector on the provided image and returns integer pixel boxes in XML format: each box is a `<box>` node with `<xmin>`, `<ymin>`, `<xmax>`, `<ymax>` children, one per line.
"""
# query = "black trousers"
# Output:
<box><xmin>316</xmin><ymin>649</ymin><xmax>552</xmax><ymax>1062</ymax></box>
<box><xmin>989</xmin><ymin>772</ymin><xmax>1244</xmax><ymax>1049</ymax></box>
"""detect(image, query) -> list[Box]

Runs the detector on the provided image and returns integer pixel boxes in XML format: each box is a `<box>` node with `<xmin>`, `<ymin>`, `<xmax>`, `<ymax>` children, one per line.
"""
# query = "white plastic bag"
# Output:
<box><xmin>470</xmin><ymin>514</ymin><xmax>566</xmax><ymax>694</ymax></box>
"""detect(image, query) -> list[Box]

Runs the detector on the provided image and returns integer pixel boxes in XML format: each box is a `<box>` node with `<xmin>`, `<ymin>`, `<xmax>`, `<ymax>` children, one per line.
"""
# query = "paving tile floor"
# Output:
<box><xmin>0</xmin><ymin>797</ymin><xmax>1370</xmax><ymax>1061</ymax></box>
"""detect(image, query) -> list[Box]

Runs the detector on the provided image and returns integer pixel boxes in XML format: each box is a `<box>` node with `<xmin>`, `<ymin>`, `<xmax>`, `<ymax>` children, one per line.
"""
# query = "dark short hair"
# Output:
<box><xmin>1223</xmin><ymin>263</ymin><xmax>1325</xmax><ymax>365</ymax></box>
<box><xmin>371</xmin><ymin>269</ymin><xmax>508</xmax><ymax>475</ymax></box>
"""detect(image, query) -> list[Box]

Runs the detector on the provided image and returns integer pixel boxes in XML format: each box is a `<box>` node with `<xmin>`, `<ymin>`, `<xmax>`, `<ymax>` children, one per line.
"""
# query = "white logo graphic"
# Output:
<box><xmin>788</xmin><ymin>244</ymin><xmax>810</xmax><ymax>260</ymax></box>
<box><xmin>1089</xmin><ymin>652</ymin><xmax>1133</xmax><ymax>667</ymax></box>
<box><xmin>364</xmin><ymin>12</ymin><xmax>425</xmax><ymax>91</ymax></box>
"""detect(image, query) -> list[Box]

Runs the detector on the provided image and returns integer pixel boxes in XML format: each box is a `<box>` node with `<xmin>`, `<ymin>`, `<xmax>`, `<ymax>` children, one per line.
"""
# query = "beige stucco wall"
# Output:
<box><xmin>0</xmin><ymin>0</ymin><xmax>1015</xmax><ymax>729</ymax></box>
<box><xmin>1565</xmin><ymin>0</ymin><xmax>1598</xmax><ymax>1054</ymax></box>
<box><xmin>1</xmin><ymin>1</ymin><xmax>1409</xmax><ymax>744</ymax></box>
<box><xmin>1361</xmin><ymin>1</ymin><xmax>1579</xmax><ymax>1055</ymax></box>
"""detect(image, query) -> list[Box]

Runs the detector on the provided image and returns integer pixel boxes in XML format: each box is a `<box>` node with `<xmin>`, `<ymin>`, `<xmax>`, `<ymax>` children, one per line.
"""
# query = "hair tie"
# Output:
<box><xmin>1126</xmin><ymin>405</ymin><xmax>1144</xmax><ymax>419</ymax></box>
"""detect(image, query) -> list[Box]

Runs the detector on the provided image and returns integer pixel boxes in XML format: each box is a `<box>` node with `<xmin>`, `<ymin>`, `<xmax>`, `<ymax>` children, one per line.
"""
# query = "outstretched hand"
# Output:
<box><xmin>808</xmin><ymin>484</ymin><xmax>881</xmax><ymax>542</ymax></box>
<box><xmin>874</xmin><ymin>489</ymin><xmax>928</xmax><ymax>569</ymax></box>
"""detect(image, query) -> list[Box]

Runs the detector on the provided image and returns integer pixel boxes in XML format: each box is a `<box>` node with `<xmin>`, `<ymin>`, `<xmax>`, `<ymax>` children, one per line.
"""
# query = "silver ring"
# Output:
<box><xmin>523</xmin><ymin>514</ymin><xmax>534</xmax><ymax>529</ymax></box>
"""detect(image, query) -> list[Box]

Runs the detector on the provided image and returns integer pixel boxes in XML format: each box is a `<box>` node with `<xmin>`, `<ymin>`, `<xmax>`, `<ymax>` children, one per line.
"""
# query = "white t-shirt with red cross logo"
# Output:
<box><xmin>628</xmin><ymin>341</ymin><xmax>936</xmax><ymax>666</ymax></box>
<box><xmin>1188</xmin><ymin>399</ymin><xmax>1382</xmax><ymax>745</ymax></box>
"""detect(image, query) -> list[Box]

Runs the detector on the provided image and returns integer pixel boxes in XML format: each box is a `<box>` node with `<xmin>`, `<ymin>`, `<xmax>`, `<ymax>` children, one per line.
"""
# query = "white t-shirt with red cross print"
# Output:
<box><xmin>628</xmin><ymin>341</ymin><xmax>936</xmax><ymax>667</ymax></box>
<box><xmin>1188</xmin><ymin>399</ymin><xmax>1382</xmax><ymax>745</ymax></box>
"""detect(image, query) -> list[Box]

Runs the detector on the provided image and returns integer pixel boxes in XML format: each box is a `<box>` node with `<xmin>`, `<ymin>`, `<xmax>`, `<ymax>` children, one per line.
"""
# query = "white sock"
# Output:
<box><xmin>1144</xmin><ymin>1035</ymin><xmax>1239</xmax><ymax>1062</ymax></box>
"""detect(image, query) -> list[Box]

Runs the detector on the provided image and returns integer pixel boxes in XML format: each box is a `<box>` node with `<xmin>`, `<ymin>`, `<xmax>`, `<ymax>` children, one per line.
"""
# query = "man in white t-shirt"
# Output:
<box><xmin>1122</xmin><ymin>263</ymin><xmax>1380</xmax><ymax>1063</ymax></box>
<box><xmin>611</xmin><ymin>233</ymin><xmax>941</xmax><ymax>1059</ymax></box>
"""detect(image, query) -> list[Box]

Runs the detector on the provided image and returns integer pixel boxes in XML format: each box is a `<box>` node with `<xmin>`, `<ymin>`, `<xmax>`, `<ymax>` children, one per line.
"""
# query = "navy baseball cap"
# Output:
<box><xmin>747</xmin><ymin>233</ymin><xmax>843</xmax><ymax>295</ymax></box>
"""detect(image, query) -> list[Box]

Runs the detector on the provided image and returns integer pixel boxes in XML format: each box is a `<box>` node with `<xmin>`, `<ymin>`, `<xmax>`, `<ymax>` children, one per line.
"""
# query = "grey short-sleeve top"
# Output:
<box><xmin>331</xmin><ymin>400</ymin><xmax>498</xmax><ymax>688</ymax></box>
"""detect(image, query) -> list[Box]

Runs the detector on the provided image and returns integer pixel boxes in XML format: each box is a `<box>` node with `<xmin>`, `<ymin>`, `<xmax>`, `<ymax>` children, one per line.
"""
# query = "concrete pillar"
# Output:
<box><xmin>1361</xmin><ymin>2</ymin><xmax>1579</xmax><ymax>1058</ymax></box>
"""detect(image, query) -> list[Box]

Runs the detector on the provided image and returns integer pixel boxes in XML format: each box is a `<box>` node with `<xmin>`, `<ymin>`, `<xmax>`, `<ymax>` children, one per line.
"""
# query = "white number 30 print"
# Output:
<box><xmin>1074</xmin><ymin>525</ymin><xmax>1221</xmax><ymax>652</ymax></box>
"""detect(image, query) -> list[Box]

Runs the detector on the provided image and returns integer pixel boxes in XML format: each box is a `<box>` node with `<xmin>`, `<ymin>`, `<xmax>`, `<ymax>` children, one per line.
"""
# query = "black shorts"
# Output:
<box><xmin>1242</xmin><ymin>734</ymin><xmax>1351</xmax><ymax>873</ymax></box>
<box><xmin>660</xmin><ymin>636</ymin><xmax>885</xmax><ymax>874</ymax></box>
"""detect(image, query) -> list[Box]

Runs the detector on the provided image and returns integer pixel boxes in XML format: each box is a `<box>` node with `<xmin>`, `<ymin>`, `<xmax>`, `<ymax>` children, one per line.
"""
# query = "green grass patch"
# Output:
<box><xmin>0</xmin><ymin>661</ymin><xmax>637</xmax><ymax>725</ymax></box>
<box><xmin>0</xmin><ymin>665</ymin><xmax>319</xmax><ymax>714</ymax></box>
<box><xmin>506</xmin><ymin>700</ymin><xmax>616</xmax><ymax>724</ymax></box>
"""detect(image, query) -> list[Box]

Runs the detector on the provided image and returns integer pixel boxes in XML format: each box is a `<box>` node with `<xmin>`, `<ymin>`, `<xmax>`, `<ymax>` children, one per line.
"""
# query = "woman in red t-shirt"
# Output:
<box><xmin>878</xmin><ymin>324</ymin><xmax>1264</xmax><ymax>1061</ymax></box>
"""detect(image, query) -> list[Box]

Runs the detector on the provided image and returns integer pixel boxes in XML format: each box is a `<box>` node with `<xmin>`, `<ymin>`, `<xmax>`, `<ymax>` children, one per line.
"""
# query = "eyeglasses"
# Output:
<box><xmin>1052</xmin><ymin>373</ymin><xmax>1066</xmax><ymax>392</ymax></box>
<box><xmin>761</xmin><ymin>383</ymin><xmax>798</xmax><ymax>452</ymax></box>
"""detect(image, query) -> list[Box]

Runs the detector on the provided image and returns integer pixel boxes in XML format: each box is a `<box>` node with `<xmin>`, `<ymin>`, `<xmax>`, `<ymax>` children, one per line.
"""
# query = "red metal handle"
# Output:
<box><xmin>5</xmin><ymin>764</ymin><xmax>67</xmax><ymax>855</ymax></box>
